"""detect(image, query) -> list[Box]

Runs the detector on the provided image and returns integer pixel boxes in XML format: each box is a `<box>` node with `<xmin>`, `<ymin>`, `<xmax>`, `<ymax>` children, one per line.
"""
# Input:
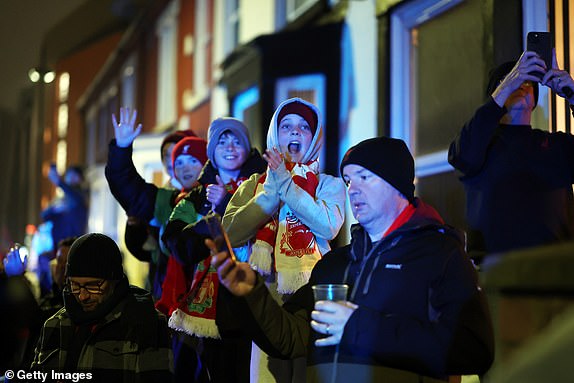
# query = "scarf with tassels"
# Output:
<box><xmin>250</xmin><ymin>161</ymin><xmax>322</xmax><ymax>294</ymax></box>
<box><xmin>168</xmin><ymin>177</ymin><xmax>248</xmax><ymax>339</ymax></box>
<box><xmin>169</xmin><ymin>258</ymin><xmax>221</xmax><ymax>338</ymax></box>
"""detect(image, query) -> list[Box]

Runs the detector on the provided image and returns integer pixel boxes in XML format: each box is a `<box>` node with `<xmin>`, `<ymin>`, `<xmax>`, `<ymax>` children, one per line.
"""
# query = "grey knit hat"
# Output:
<box><xmin>66</xmin><ymin>233</ymin><xmax>123</xmax><ymax>280</ymax></box>
<box><xmin>207</xmin><ymin>118</ymin><xmax>251</xmax><ymax>168</ymax></box>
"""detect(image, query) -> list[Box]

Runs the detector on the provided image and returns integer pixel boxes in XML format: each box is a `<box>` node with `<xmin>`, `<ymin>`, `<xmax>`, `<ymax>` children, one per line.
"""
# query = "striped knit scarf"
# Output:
<box><xmin>250</xmin><ymin>161</ymin><xmax>322</xmax><ymax>294</ymax></box>
<box><xmin>168</xmin><ymin>177</ymin><xmax>248</xmax><ymax>339</ymax></box>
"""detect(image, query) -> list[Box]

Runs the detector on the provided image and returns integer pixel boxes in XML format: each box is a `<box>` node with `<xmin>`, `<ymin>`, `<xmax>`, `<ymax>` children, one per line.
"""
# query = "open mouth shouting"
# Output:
<box><xmin>288</xmin><ymin>140</ymin><xmax>301</xmax><ymax>154</ymax></box>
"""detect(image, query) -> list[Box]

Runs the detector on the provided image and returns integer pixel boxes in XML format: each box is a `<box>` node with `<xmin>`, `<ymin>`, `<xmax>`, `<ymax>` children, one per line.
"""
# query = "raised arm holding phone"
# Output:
<box><xmin>449</xmin><ymin>32</ymin><xmax>574</xmax><ymax>257</ymax></box>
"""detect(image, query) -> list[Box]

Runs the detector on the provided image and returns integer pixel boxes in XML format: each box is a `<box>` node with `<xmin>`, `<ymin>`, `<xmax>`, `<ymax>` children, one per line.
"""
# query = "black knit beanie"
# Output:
<box><xmin>486</xmin><ymin>61</ymin><xmax>539</xmax><ymax>108</ymax></box>
<box><xmin>66</xmin><ymin>233</ymin><xmax>124</xmax><ymax>280</ymax></box>
<box><xmin>340</xmin><ymin>137</ymin><xmax>415</xmax><ymax>202</ymax></box>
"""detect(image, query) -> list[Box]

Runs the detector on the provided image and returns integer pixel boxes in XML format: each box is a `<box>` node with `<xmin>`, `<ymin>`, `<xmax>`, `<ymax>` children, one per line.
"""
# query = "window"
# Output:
<box><xmin>156</xmin><ymin>0</ymin><xmax>179</xmax><ymax>125</ymax></box>
<box><xmin>193</xmin><ymin>0</ymin><xmax>210</xmax><ymax>102</ymax></box>
<box><xmin>121</xmin><ymin>54</ymin><xmax>137</xmax><ymax>110</ymax></box>
<box><xmin>390</xmin><ymin>0</ymin><xmax>484</xmax><ymax>229</ymax></box>
<box><xmin>390</xmin><ymin>0</ymin><xmax>480</xmax><ymax>177</ymax></box>
<box><xmin>550</xmin><ymin>0</ymin><xmax>574</xmax><ymax>133</ymax></box>
<box><xmin>56</xmin><ymin>72</ymin><xmax>70</xmax><ymax>172</ymax></box>
<box><xmin>224</xmin><ymin>0</ymin><xmax>239</xmax><ymax>56</ymax></box>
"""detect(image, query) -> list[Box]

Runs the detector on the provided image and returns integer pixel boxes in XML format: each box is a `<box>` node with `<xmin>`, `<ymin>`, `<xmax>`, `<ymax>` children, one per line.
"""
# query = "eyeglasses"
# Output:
<box><xmin>65</xmin><ymin>279</ymin><xmax>106</xmax><ymax>295</ymax></box>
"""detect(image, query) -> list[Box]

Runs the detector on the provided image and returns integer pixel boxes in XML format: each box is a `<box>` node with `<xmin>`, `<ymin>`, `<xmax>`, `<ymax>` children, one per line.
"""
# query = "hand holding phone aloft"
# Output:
<box><xmin>540</xmin><ymin>48</ymin><xmax>574</xmax><ymax>100</ymax></box>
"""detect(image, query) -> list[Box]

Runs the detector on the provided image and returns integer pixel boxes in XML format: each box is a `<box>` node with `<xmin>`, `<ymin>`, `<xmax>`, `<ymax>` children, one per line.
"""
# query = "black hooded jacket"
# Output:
<box><xmin>236</xmin><ymin>198</ymin><xmax>494</xmax><ymax>381</ymax></box>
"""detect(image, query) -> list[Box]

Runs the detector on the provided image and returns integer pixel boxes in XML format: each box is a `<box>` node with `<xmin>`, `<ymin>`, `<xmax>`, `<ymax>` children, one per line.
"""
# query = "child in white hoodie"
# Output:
<box><xmin>223</xmin><ymin>97</ymin><xmax>346</xmax><ymax>382</ymax></box>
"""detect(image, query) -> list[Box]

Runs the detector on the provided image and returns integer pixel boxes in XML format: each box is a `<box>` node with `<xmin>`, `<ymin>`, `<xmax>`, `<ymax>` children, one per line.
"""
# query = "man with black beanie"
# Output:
<box><xmin>32</xmin><ymin>233</ymin><xmax>173</xmax><ymax>382</ymax></box>
<box><xmin>449</xmin><ymin>48</ymin><xmax>574</xmax><ymax>257</ymax></box>
<box><xmin>209</xmin><ymin>136</ymin><xmax>494</xmax><ymax>382</ymax></box>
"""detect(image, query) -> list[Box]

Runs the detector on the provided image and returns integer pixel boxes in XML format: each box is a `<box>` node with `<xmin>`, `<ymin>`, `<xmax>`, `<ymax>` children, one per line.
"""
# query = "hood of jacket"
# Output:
<box><xmin>266</xmin><ymin>98</ymin><xmax>323</xmax><ymax>164</ymax></box>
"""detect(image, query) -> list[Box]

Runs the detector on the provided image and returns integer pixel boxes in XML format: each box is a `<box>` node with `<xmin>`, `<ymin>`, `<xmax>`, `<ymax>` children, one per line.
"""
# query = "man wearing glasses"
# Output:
<box><xmin>32</xmin><ymin>233</ymin><xmax>173</xmax><ymax>382</ymax></box>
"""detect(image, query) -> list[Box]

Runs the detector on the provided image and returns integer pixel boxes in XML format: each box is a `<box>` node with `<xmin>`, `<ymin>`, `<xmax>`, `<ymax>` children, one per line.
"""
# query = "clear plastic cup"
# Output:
<box><xmin>312</xmin><ymin>284</ymin><xmax>349</xmax><ymax>302</ymax></box>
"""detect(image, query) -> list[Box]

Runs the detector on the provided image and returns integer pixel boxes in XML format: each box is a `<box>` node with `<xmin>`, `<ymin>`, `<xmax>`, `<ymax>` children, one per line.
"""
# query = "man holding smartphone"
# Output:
<box><xmin>448</xmin><ymin>46</ymin><xmax>574</xmax><ymax>258</ymax></box>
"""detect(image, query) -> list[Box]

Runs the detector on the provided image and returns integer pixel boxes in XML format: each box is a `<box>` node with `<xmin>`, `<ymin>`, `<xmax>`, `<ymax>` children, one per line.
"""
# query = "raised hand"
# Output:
<box><xmin>311</xmin><ymin>300</ymin><xmax>358</xmax><ymax>347</ymax></box>
<box><xmin>492</xmin><ymin>51</ymin><xmax>545</xmax><ymax>106</ymax></box>
<box><xmin>47</xmin><ymin>164</ymin><xmax>61</xmax><ymax>186</ymax></box>
<box><xmin>207</xmin><ymin>238</ymin><xmax>256</xmax><ymax>297</ymax></box>
<box><xmin>206</xmin><ymin>175</ymin><xmax>227</xmax><ymax>210</ymax></box>
<box><xmin>3</xmin><ymin>245</ymin><xmax>27</xmax><ymax>277</ymax></box>
<box><xmin>542</xmin><ymin>49</ymin><xmax>574</xmax><ymax>102</ymax></box>
<box><xmin>262</xmin><ymin>147</ymin><xmax>284</xmax><ymax>171</ymax></box>
<box><xmin>112</xmin><ymin>107</ymin><xmax>142</xmax><ymax>148</ymax></box>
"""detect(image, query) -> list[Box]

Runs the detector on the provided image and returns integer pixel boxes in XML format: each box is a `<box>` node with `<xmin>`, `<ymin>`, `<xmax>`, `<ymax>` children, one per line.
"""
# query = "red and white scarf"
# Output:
<box><xmin>168</xmin><ymin>177</ymin><xmax>248</xmax><ymax>339</ymax></box>
<box><xmin>250</xmin><ymin>161</ymin><xmax>322</xmax><ymax>294</ymax></box>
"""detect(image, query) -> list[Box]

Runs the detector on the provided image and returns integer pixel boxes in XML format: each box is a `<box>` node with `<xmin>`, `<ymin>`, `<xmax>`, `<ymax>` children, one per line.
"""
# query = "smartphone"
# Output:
<box><xmin>204</xmin><ymin>213</ymin><xmax>236</xmax><ymax>261</ymax></box>
<box><xmin>12</xmin><ymin>243</ymin><xmax>27</xmax><ymax>263</ymax></box>
<box><xmin>527</xmin><ymin>31</ymin><xmax>552</xmax><ymax>80</ymax></box>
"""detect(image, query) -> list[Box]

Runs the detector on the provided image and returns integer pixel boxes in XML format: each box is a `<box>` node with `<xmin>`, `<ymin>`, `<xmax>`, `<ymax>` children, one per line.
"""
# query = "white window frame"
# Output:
<box><xmin>390</xmin><ymin>0</ymin><xmax>463</xmax><ymax>178</ymax></box>
<box><xmin>232</xmin><ymin>86</ymin><xmax>260</xmax><ymax>120</ymax></box>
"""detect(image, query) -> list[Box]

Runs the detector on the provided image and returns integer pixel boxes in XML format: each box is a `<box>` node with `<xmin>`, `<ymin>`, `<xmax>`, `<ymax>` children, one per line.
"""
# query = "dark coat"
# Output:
<box><xmin>32</xmin><ymin>286</ymin><xmax>173</xmax><ymax>382</ymax></box>
<box><xmin>41</xmin><ymin>181</ymin><xmax>88</xmax><ymax>249</ymax></box>
<box><xmin>162</xmin><ymin>149</ymin><xmax>267</xmax><ymax>266</ymax></box>
<box><xmin>237</xmin><ymin>199</ymin><xmax>494</xmax><ymax>382</ymax></box>
<box><xmin>449</xmin><ymin>98</ymin><xmax>574</xmax><ymax>254</ymax></box>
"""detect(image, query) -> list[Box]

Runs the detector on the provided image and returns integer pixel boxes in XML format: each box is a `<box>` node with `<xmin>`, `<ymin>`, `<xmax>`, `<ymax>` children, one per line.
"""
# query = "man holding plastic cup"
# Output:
<box><xmin>210</xmin><ymin>137</ymin><xmax>494</xmax><ymax>382</ymax></box>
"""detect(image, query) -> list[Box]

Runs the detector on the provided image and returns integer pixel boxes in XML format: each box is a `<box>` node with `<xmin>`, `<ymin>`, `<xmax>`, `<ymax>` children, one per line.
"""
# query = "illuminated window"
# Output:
<box><xmin>545</xmin><ymin>0</ymin><xmax>573</xmax><ymax>133</ymax></box>
<box><xmin>57</xmin><ymin>104</ymin><xmax>68</xmax><ymax>138</ymax></box>
<box><xmin>56</xmin><ymin>139</ymin><xmax>67</xmax><ymax>173</ymax></box>
<box><xmin>58</xmin><ymin>72</ymin><xmax>70</xmax><ymax>102</ymax></box>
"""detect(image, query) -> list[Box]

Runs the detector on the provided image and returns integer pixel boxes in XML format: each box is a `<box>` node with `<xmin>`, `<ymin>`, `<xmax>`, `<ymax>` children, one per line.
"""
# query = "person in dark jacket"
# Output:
<box><xmin>40</xmin><ymin>165</ymin><xmax>88</xmax><ymax>296</ymax></box>
<box><xmin>105</xmin><ymin>108</ymin><xmax>198</xmax><ymax>300</ymax></box>
<box><xmin>123</xmin><ymin>129</ymin><xmax>196</xmax><ymax>296</ymax></box>
<box><xmin>161</xmin><ymin>117</ymin><xmax>266</xmax><ymax>383</ymax></box>
<box><xmin>31</xmin><ymin>233</ymin><xmax>173</xmax><ymax>382</ymax></box>
<box><xmin>210</xmin><ymin>137</ymin><xmax>495</xmax><ymax>382</ymax></box>
<box><xmin>42</xmin><ymin>165</ymin><xmax>88</xmax><ymax>252</ymax></box>
<box><xmin>1</xmin><ymin>246</ymin><xmax>41</xmax><ymax>376</ymax></box>
<box><xmin>106</xmin><ymin>108</ymin><xmax>210</xmax><ymax>383</ymax></box>
<box><xmin>448</xmin><ymin>49</ymin><xmax>574</xmax><ymax>257</ymax></box>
